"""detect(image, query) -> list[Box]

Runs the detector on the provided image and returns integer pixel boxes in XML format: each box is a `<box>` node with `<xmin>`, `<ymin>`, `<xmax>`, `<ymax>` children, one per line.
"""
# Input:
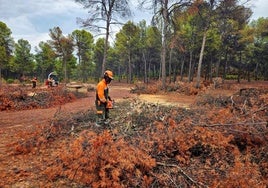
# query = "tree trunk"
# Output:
<box><xmin>118</xmin><ymin>66</ymin><xmax>121</xmax><ymax>82</ymax></box>
<box><xmin>237</xmin><ymin>51</ymin><xmax>242</xmax><ymax>83</ymax></box>
<box><xmin>196</xmin><ymin>29</ymin><xmax>207</xmax><ymax>88</ymax></box>
<box><xmin>173</xmin><ymin>62</ymin><xmax>177</xmax><ymax>83</ymax></box>
<box><xmin>159</xmin><ymin>61</ymin><xmax>161</xmax><ymax>81</ymax></box>
<box><xmin>101</xmin><ymin>20</ymin><xmax>110</xmax><ymax>77</ymax></box>
<box><xmin>188</xmin><ymin>51</ymin><xmax>193</xmax><ymax>82</ymax></box>
<box><xmin>148</xmin><ymin>59</ymin><xmax>152</xmax><ymax>82</ymax></box>
<box><xmin>209</xmin><ymin>55</ymin><xmax>213</xmax><ymax>82</ymax></box>
<box><xmin>128</xmin><ymin>50</ymin><xmax>132</xmax><ymax>83</ymax></box>
<box><xmin>142</xmin><ymin>51</ymin><xmax>148</xmax><ymax>84</ymax></box>
<box><xmin>64</xmin><ymin>58</ymin><xmax>67</xmax><ymax>84</ymax></box>
<box><xmin>0</xmin><ymin>67</ymin><xmax>2</xmax><ymax>86</ymax></box>
<box><xmin>168</xmin><ymin>48</ymin><xmax>173</xmax><ymax>83</ymax></box>
<box><xmin>223</xmin><ymin>46</ymin><xmax>229</xmax><ymax>83</ymax></box>
<box><xmin>180</xmin><ymin>55</ymin><xmax>185</xmax><ymax>82</ymax></box>
<box><xmin>247</xmin><ymin>64</ymin><xmax>251</xmax><ymax>82</ymax></box>
<box><xmin>161</xmin><ymin>0</ymin><xmax>168</xmax><ymax>89</ymax></box>
<box><xmin>254</xmin><ymin>62</ymin><xmax>258</xmax><ymax>81</ymax></box>
<box><xmin>215</xmin><ymin>58</ymin><xmax>220</xmax><ymax>78</ymax></box>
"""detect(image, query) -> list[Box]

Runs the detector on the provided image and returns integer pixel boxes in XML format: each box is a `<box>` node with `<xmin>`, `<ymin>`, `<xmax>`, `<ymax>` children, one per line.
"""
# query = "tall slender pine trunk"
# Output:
<box><xmin>196</xmin><ymin>29</ymin><xmax>207</xmax><ymax>88</ymax></box>
<box><xmin>101</xmin><ymin>19</ymin><xmax>110</xmax><ymax>77</ymax></box>
<box><xmin>161</xmin><ymin>0</ymin><xmax>168</xmax><ymax>89</ymax></box>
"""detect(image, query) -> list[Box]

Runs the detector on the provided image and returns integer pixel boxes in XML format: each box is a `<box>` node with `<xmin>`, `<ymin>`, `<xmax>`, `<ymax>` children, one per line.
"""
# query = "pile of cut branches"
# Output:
<box><xmin>0</xmin><ymin>85</ymin><xmax>79</xmax><ymax>111</ymax></box>
<box><xmin>130</xmin><ymin>81</ymin><xmax>200</xmax><ymax>95</ymax></box>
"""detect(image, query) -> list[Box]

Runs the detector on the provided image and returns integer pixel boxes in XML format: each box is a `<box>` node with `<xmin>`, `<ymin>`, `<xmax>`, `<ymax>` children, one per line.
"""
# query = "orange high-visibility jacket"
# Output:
<box><xmin>96</xmin><ymin>79</ymin><xmax>108</xmax><ymax>103</ymax></box>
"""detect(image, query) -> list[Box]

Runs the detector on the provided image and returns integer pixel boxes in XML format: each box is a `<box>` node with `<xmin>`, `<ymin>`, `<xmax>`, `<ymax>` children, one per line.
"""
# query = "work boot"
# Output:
<box><xmin>95</xmin><ymin>117</ymin><xmax>104</xmax><ymax>127</ymax></box>
<box><xmin>104</xmin><ymin>118</ymin><xmax>111</xmax><ymax>125</ymax></box>
<box><xmin>95</xmin><ymin>122</ymin><xmax>102</xmax><ymax>127</ymax></box>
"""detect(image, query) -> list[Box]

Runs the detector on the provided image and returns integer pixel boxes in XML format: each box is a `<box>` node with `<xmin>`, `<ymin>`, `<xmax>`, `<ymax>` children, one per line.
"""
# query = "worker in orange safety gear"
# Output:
<box><xmin>95</xmin><ymin>70</ymin><xmax>114</xmax><ymax>126</ymax></box>
<box><xmin>31</xmin><ymin>76</ymin><xmax>37</xmax><ymax>88</ymax></box>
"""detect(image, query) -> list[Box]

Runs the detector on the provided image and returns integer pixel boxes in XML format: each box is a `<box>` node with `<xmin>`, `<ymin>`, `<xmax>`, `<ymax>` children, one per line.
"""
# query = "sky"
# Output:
<box><xmin>0</xmin><ymin>0</ymin><xmax>267</xmax><ymax>53</ymax></box>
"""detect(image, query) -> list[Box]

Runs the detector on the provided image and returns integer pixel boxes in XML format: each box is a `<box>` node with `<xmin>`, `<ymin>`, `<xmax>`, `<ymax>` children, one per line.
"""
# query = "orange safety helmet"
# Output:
<box><xmin>104</xmin><ymin>70</ymin><xmax>114</xmax><ymax>80</ymax></box>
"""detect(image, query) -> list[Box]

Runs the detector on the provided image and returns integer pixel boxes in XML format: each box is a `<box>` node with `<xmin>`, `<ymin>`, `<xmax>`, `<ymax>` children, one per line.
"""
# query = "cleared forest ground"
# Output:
<box><xmin>0</xmin><ymin>80</ymin><xmax>267</xmax><ymax>187</ymax></box>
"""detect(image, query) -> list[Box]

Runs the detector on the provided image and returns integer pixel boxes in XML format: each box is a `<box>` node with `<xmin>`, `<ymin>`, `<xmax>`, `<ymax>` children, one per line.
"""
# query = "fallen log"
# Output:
<box><xmin>66</xmin><ymin>84</ymin><xmax>83</xmax><ymax>92</ymax></box>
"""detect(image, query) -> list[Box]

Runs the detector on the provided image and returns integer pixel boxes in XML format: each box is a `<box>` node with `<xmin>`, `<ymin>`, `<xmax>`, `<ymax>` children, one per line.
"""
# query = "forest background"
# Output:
<box><xmin>1</xmin><ymin>1</ymin><xmax>268</xmax><ymax>187</ymax></box>
<box><xmin>0</xmin><ymin>0</ymin><xmax>268</xmax><ymax>88</ymax></box>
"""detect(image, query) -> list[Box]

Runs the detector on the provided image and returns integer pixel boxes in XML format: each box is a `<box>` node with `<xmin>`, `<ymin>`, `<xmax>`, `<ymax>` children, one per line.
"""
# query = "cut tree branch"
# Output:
<box><xmin>156</xmin><ymin>162</ymin><xmax>208</xmax><ymax>188</ymax></box>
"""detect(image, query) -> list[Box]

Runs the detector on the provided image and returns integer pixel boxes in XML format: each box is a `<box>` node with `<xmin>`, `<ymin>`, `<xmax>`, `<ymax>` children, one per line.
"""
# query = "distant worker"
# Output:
<box><xmin>47</xmin><ymin>77</ymin><xmax>53</xmax><ymax>87</ymax></box>
<box><xmin>95</xmin><ymin>70</ymin><xmax>114</xmax><ymax>126</ymax></box>
<box><xmin>51</xmin><ymin>77</ymin><xmax>56</xmax><ymax>86</ymax></box>
<box><xmin>31</xmin><ymin>76</ymin><xmax>37</xmax><ymax>88</ymax></box>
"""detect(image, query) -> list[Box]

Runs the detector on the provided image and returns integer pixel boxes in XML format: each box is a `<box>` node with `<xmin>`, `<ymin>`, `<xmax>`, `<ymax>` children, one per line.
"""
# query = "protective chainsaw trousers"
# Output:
<box><xmin>95</xmin><ymin>100</ymin><xmax>109</xmax><ymax>125</ymax></box>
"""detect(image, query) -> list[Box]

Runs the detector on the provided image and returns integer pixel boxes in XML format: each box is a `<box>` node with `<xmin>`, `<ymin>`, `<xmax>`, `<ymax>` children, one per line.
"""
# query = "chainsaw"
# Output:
<box><xmin>106</xmin><ymin>100</ymin><xmax>114</xmax><ymax>109</ymax></box>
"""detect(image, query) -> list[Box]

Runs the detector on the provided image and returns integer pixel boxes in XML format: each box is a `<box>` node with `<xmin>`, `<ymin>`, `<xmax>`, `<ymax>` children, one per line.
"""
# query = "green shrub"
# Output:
<box><xmin>225</xmin><ymin>74</ymin><xmax>238</xmax><ymax>80</ymax></box>
<box><xmin>7</xmin><ymin>78</ymin><xmax>14</xmax><ymax>84</ymax></box>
